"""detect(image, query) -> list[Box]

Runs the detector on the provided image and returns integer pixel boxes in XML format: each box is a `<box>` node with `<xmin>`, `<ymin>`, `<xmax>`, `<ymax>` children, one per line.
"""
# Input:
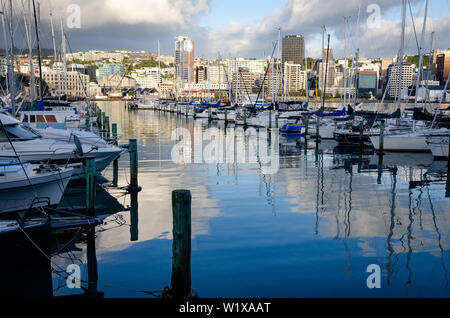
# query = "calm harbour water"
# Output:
<box><xmin>49</xmin><ymin>101</ymin><xmax>450</xmax><ymax>298</ymax></box>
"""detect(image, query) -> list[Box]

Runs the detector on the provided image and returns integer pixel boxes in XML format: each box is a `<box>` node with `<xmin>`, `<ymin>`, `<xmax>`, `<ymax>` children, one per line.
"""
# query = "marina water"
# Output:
<box><xmin>46</xmin><ymin>101</ymin><xmax>450</xmax><ymax>297</ymax></box>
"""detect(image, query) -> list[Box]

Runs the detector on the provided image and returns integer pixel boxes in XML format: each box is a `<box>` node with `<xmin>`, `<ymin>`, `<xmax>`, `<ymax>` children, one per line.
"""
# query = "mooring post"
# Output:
<box><xmin>85</xmin><ymin>158</ymin><xmax>96</xmax><ymax>217</ymax></box>
<box><xmin>208</xmin><ymin>106</ymin><xmax>212</xmax><ymax>122</ymax></box>
<box><xmin>446</xmin><ymin>134</ymin><xmax>450</xmax><ymax>197</ymax></box>
<box><xmin>105</xmin><ymin>116</ymin><xmax>110</xmax><ymax>139</ymax></box>
<box><xmin>243</xmin><ymin>109</ymin><xmax>247</xmax><ymax>127</ymax></box>
<box><xmin>130</xmin><ymin>192</ymin><xmax>139</xmax><ymax>241</ymax></box>
<box><xmin>275</xmin><ymin>114</ymin><xmax>279</xmax><ymax>129</ymax></box>
<box><xmin>112</xmin><ymin>123</ymin><xmax>118</xmax><ymax>187</ymax></box>
<box><xmin>304</xmin><ymin>115</ymin><xmax>309</xmax><ymax>136</ymax></box>
<box><xmin>98</xmin><ymin>110</ymin><xmax>102</xmax><ymax>130</ymax></box>
<box><xmin>269</xmin><ymin>110</ymin><xmax>272</xmax><ymax>129</ymax></box>
<box><xmin>129</xmin><ymin>139</ymin><xmax>138</xmax><ymax>189</ymax></box>
<box><xmin>315</xmin><ymin>116</ymin><xmax>320</xmax><ymax>143</ymax></box>
<box><xmin>85</xmin><ymin>110</ymin><xmax>91</xmax><ymax>132</ymax></box>
<box><xmin>102</xmin><ymin>112</ymin><xmax>106</xmax><ymax>130</ymax></box>
<box><xmin>379</xmin><ymin>120</ymin><xmax>385</xmax><ymax>154</ymax></box>
<box><xmin>359</xmin><ymin>121</ymin><xmax>364</xmax><ymax>148</ymax></box>
<box><xmin>171</xmin><ymin>189</ymin><xmax>192</xmax><ymax>298</ymax></box>
<box><xmin>224</xmin><ymin>108</ymin><xmax>228</xmax><ymax>124</ymax></box>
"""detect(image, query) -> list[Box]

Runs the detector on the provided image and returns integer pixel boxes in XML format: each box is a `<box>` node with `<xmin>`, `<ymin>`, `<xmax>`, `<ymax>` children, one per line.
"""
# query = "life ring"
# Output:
<box><xmin>363</xmin><ymin>125</ymin><xmax>371</xmax><ymax>132</ymax></box>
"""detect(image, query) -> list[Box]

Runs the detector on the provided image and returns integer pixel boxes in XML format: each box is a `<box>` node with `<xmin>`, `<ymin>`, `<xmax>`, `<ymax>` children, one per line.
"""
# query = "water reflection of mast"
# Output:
<box><xmin>343</xmin><ymin>159</ymin><xmax>353</xmax><ymax>277</ymax></box>
<box><xmin>387</xmin><ymin>167</ymin><xmax>398</xmax><ymax>286</ymax></box>
<box><xmin>424</xmin><ymin>174</ymin><xmax>449</xmax><ymax>289</ymax></box>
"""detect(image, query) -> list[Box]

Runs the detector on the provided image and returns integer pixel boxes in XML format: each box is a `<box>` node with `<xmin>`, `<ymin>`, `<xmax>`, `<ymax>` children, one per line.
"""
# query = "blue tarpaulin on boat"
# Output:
<box><xmin>37</xmin><ymin>100</ymin><xmax>44</xmax><ymax>111</ymax></box>
<box><xmin>316</xmin><ymin>107</ymin><xmax>346</xmax><ymax>117</ymax></box>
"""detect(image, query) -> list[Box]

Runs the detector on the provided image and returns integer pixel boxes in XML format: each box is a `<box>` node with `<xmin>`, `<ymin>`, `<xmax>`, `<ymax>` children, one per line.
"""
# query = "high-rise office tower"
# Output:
<box><xmin>175</xmin><ymin>36</ymin><xmax>195</xmax><ymax>83</ymax></box>
<box><xmin>282</xmin><ymin>35</ymin><xmax>305</xmax><ymax>68</ymax></box>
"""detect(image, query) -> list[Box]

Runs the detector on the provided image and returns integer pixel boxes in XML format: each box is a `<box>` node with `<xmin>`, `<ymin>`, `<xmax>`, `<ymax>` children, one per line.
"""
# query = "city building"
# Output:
<box><xmin>98</xmin><ymin>74</ymin><xmax>136</xmax><ymax>88</ymax></box>
<box><xmin>195</xmin><ymin>66</ymin><xmax>207</xmax><ymax>84</ymax></box>
<box><xmin>357</xmin><ymin>71</ymin><xmax>377</xmax><ymax>95</ymax></box>
<box><xmin>98</xmin><ymin>63</ymin><xmax>126</xmax><ymax>78</ymax></box>
<box><xmin>208</xmin><ymin>62</ymin><xmax>229</xmax><ymax>85</ymax></box>
<box><xmin>42</xmin><ymin>70</ymin><xmax>89</xmax><ymax>97</ymax></box>
<box><xmin>282</xmin><ymin>35</ymin><xmax>305</xmax><ymax>67</ymax></box>
<box><xmin>284</xmin><ymin>62</ymin><xmax>307</xmax><ymax>93</ymax></box>
<box><xmin>387</xmin><ymin>63</ymin><xmax>414</xmax><ymax>98</ymax></box>
<box><xmin>231</xmin><ymin>67</ymin><xmax>262</xmax><ymax>100</ymax></box>
<box><xmin>436</xmin><ymin>52</ymin><xmax>450</xmax><ymax>85</ymax></box>
<box><xmin>175</xmin><ymin>36</ymin><xmax>195</xmax><ymax>84</ymax></box>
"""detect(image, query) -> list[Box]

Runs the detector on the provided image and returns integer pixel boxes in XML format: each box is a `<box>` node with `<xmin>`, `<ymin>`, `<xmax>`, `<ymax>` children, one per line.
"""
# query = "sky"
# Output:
<box><xmin>4</xmin><ymin>0</ymin><xmax>450</xmax><ymax>59</ymax></box>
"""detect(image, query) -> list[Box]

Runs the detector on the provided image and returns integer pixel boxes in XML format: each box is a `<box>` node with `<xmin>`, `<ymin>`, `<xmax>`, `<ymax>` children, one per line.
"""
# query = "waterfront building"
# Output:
<box><xmin>42</xmin><ymin>70</ymin><xmax>89</xmax><ymax>97</ymax></box>
<box><xmin>175</xmin><ymin>36</ymin><xmax>195</xmax><ymax>84</ymax></box>
<box><xmin>357</xmin><ymin>71</ymin><xmax>377</xmax><ymax>95</ymax></box>
<box><xmin>387</xmin><ymin>63</ymin><xmax>414</xmax><ymax>98</ymax></box>
<box><xmin>436</xmin><ymin>52</ymin><xmax>450</xmax><ymax>85</ymax></box>
<box><xmin>98</xmin><ymin>63</ymin><xmax>126</xmax><ymax>78</ymax></box>
<box><xmin>284</xmin><ymin>62</ymin><xmax>307</xmax><ymax>93</ymax></box>
<box><xmin>282</xmin><ymin>35</ymin><xmax>305</xmax><ymax>67</ymax></box>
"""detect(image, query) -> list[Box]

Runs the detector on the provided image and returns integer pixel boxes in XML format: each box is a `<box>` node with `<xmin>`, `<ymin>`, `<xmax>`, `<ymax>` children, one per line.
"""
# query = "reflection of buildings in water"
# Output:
<box><xmin>96</xmin><ymin>103</ymin><xmax>221</xmax><ymax>254</ymax></box>
<box><xmin>276</xmin><ymin>152</ymin><xmax>450</xmax><ymax>258</ymax></box>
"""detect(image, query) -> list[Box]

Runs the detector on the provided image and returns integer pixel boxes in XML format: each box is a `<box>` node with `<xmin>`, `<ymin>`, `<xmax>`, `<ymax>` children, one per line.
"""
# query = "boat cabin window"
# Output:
<box><xmin>37</xmin><ymin>115</ymin><xmax>45</xmax><ymax>123</ymax></box>
<box><xmin>30</xmin><ymin>115</ymin><xmax>36</xmax><ymax>123</ymax></box>
<box><xmin>45</xmin><ymin>115</ymin><xmax>57</xmax><ymax>123</ymax></box>
<box><xmin>22</xmin><ymin>115</ymin><xmax>29</xmax><ymax>123</ymax></box>
<box><xmin>0</xmin><ymin>124</ymin><xmax>39</xmax><ymax>141</ymax></box>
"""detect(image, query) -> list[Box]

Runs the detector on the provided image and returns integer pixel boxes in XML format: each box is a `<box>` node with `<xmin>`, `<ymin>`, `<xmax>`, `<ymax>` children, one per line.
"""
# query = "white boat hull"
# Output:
<box><xmin>0</xmin><ymin>167</ymin><xmax>73</xmax><ymax>213</ymax></box>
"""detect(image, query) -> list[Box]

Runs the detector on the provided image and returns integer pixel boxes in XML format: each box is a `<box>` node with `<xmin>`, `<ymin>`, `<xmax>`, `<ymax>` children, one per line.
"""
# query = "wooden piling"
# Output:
<box><xmin>379</xmin><ymin>120</ymin><xmax>385</xmax><ymax>154</ymax></box>
<box><xmin>269</xmin><ymin>110</ymin><xmax>272</xmax><ymax>129</ymax></box>
<box><xmin>275</xmin><ymin>114</ymin><xmax>279</xmax><ymax>129</ymax></box>
<box><xmin>105</xmin><ymin>116</ymin><xmax>110</xmax><ymax>138</ymax></box>
<box><xmin>359</xmin><ymin>121</ymin><xmax>364</xmax><ymax>148</ymax></box>
<box><xmin>85</xmin><ymin>158</ymin><xmax>96</xmax><ymax>217</ymax></box>
<box><xmin>129</xmin><ymin>139</ymin><xmax>138</xmax><ymax>188</ymax></box>
<box><xmin>315</xmin><ymin>116</ymin><xmax>320</xmax><ymax>142</ymax></box>
<box><xmin>171</xmin><ymin>189</ymin><xmax>192</xmax><ymax>298</ymax></box>
<box><xmin>85</xmin><ymin>111</ymin><xmax>91</xmax><ymax>132</ymax></box>
<box><xmin>243</xmin><ymin>109</ymin><xmax>247</xmax><ymax>127</ymax></box>
<box><xmin>208</xmin><ymin>107</ymin><xmax>212</xmax><ymax>122</ymax></box>
<box><xmin>446</xmin><ymin>134</ymin><xmax>450</xmax><ymax>197</ymax></box>
<box><xmin>112</xmin><ymin>123</ymin><xmax>118</xmax><ymax>187</ymax></box>
<box><xmin>304</xmin><ymin>115</ymin><xmax>309</xmax><ymax>136</ymax></box>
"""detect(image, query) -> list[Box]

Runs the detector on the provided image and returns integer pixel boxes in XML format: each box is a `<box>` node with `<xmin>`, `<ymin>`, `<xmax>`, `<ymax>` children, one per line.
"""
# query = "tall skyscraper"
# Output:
<box><xmin>282</xmin><ymin>35</ymin><xmax>305</xmax><ymax>68</ymax></box>
<box><xmin>175</xmin><ymin>36</ymin><xmax>195</xmax><ymax>84</ymax></box>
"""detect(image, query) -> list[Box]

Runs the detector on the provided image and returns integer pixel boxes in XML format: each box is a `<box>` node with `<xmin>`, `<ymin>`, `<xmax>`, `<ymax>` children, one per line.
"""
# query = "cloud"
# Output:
<box><xmin>5</xmin><ymin>0</ymin><xmax>449</xmax><ymax>59</ymax></box>
<box><xmin>205</xmin><ymin>0</ymin><xmax>449</xmax><ymax>58</ymax></box>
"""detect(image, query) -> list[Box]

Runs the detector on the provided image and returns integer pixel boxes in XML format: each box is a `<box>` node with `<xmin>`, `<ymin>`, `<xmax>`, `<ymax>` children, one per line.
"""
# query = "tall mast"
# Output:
<box><xmin>49</xmin><ymin>5</ymin><xmax>60</xmax><ymax>101</ymax></box>
<box><xmin>320</xmin><ymin>26</ymin><xmax>326</xmax><ymax>108</ymax></box>
<box><xmin>23</xmin><ymin>7</ymin><xmax>36</xmax><ymax>101</ymax></box>
<box><xmin>343</xmin><ymin>16</ymin><xmax>350</xmax><ymax>106</ymax></box>
<box><xmin>157</xmin><ymin>40</ymin><xmax>161</xmax><ymax>99</ymax></box>
<box><xmin>397</xmin><ymin>0</ymin><xmax>407</xmax><ymax>110</ymax></box>
<box><xmin>32</xmin><ymin>0</ymin><xmax>43</xmax><ymax>100</ymax></box>
<box><xmin>1</xmin><ymin>6</ymin><xmax>10</xmax><ymax>99</ymax></box>
<box><xmin>60</xmin><ymin>19</ymin><xmax>67</xmax><ymax>97</ymax></box>
<box><xmin>322</xmin><ymin>34</ymin><xmax>330</xmax><ymax>110</ymax></box>
<box><xmin>413</xmin><ymin>0</ymin><xmax>429</xmax><ymax>110</ymax></box>
<box><xmin>7</xmin><ymin>0</ymin><xmax>15</xmax><ymax>114</ymax></box>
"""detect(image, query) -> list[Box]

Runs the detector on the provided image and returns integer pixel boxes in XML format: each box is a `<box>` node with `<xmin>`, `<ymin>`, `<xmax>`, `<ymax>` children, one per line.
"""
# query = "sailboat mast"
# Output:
<box><xmin>413</xmin><ymin>0</ymin><xmax>429</xmax><ymax>110</ymax></box>
<box><xmin>32</xmin><ymin>0</ymin><xmax>43</xmax><ymax>100</ymax></box>
<box><xmin>343</xmin><ymin>17</ymin><xmax>349</xmax><ymax>107</ymax></box>
<box><xmin>157</xmin><ymin>40</ymin><xmax>161</xmax><ymax>99</ymax></box>
<box><xmin>320</xmin><ymin>25</ymin><xmax>326</xmax><ymax>108</ymax></box>
<box><xmin>60</xmin><ymin>20</ymin><xmax>67</xmax><ymax>97</ymax></box>
<box><xmin>322</xmin><ymin>34</ymin><xmax>330</xmax><ymax>110</ymax></box>
<box><xmin>7</xmin><ymin>0</ymin><xmax>15</xmax><ymax>114</ymax></box>
<box><xmin>397</xmin><ymin>0</ymin><xmax>407</xmax><ymax>110</ymax></box>
<box><xmin>49</xmin><ymin>6</ymin><xmax>60</xmax><ymax>101</ymax></box>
